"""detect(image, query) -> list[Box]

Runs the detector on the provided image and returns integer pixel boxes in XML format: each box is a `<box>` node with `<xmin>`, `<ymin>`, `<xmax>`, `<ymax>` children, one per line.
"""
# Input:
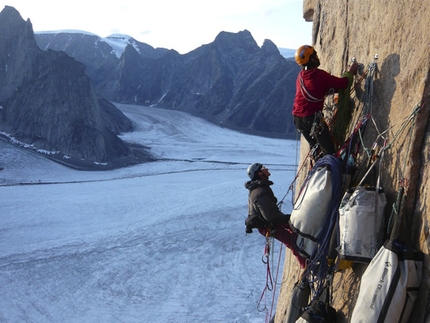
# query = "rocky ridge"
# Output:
<box><xmin>35</xmin><ymin>29</ymin><xmax>301</xmax><ymax>138</ymax></box>
<box><xmin>0</xmin><ymin>6</ymin><xmax>153</xmax><ymax>170</ymax></box>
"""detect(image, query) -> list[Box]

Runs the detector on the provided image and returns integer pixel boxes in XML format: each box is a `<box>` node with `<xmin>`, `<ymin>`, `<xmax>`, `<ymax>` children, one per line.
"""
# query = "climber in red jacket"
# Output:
<box><xmin>293</xmin><ymin>45</ymin><xmax>358</xmax><ymax>156</ymax></box>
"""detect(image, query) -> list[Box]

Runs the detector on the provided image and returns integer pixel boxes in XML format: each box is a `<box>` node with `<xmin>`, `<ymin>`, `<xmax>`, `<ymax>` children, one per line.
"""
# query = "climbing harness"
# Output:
<box><xmin>309</xmin><ymin>111</ymin><xmax>325</xmax><ymax>139</ymax></box>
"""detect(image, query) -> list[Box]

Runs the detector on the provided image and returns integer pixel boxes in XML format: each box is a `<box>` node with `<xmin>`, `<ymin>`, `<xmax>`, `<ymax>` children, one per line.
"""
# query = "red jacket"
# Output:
<box><xmin>293</xmin><ymin>68</ymin><xmax>350</xmax><ymax>117</ymax></box>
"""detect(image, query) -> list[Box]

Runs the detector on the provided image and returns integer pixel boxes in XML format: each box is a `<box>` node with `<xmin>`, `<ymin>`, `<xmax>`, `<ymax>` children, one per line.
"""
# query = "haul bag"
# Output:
<box><xmin>350</xmin><ymin>239</ymin><xmax>423</xmax><ymax>323</ymax></box>
<box><xmin>283</xmin><ymin>278</ymin><xmax>311</xmax><ymax>323</ymax></box>
<box><xmin>338</xmin><ymin>186</ymin><xmax>387</xmax><ymax>263</ymax></box>
<box><xmin>289</xmin><ymin>164</ymin><xmax>333</xmax><ymax>258</ymax></box>
<box><xmin>295</xmin><ymin>300</ymin><xmax>336</xmax><ymax>323</ymax></box>
<box><xmin>295</xmin><ymin>285</ymin><xmax>336</xmax><ymax>323</ymax></box>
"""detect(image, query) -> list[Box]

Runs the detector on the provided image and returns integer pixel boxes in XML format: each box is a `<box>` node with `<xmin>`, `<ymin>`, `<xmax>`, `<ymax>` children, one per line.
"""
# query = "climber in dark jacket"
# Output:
<box><xmin>245</xmin><ymin>163</ymin><xmax>306</xmax><ymax>268</ymax></box>
<box><xmin>245</xmin><ymin>164</ymin><xmax>289</xmax><ymax>230</ymax></box>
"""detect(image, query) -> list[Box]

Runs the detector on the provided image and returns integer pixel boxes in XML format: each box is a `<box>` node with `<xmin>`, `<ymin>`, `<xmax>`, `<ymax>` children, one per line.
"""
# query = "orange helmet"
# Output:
<box><xmin>295</xmin><ymin>45</ymin><xmax>316</xmax><ymax>66</ymax></box>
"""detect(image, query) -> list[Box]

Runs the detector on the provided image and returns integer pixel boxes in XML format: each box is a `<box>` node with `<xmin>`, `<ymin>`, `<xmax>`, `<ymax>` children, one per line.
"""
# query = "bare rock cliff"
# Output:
<box><xmin>275</xmin><ymin>1</ymin><xmax>430</xmax><ymax>322</ymax></box>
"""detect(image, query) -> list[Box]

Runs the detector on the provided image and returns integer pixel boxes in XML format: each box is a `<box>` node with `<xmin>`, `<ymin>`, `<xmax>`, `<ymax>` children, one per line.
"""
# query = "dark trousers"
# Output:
<box><xmin>294</xmin><ymin>114</ymin><xmax>336</xmax><ymax>155</ymax></box>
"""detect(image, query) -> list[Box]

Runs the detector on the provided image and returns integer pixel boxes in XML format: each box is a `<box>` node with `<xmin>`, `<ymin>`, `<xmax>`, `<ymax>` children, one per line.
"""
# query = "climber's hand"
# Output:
<box><xmin>349</xmin><ymin>62</ymin><xmax>358</xmax><ymax>75</ymax></box>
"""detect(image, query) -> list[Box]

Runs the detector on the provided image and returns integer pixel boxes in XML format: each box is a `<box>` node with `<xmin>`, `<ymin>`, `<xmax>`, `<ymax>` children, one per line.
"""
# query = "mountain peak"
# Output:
<box><xmin>0</xmin><ymin>6</ymin><xmax>151</xmax><ymax>169</ymax></box>
<box><xmin>213</xmin><ymin>29</ymin><xmax>259</xmax><ymax>52</ymax></box>
<box><xmin>261</xmin><ymin>39</ymin><xmax>280</xmax><ymax>56</ymax></box>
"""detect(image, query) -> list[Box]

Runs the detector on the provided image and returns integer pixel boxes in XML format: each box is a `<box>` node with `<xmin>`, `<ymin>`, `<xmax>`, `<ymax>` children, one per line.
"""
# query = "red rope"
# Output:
<box><xmin>257</xmin><ymin>239</ymin><xmax>274</xmax><ymax>314</ymax></box>
<box><xmin>351</xmin><ymin>68</ymin><xmax>368</xmax><ymax>94</ymax></box>
<box><xmin>268</xmin><ymin>242</ymin><xmax>284</xmax><ymax>321</ymax></box>
<box><xmin>256</xmin><ymin>237</ymin><xmax>286</xmax><ymax>323</ymax></box>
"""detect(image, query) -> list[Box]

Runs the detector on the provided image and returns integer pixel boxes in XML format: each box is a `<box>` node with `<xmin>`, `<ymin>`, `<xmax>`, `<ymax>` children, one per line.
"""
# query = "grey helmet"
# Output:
<box><xmin>247</xmin><ymin>163</ymin><xmax>263</xmax><ymax>179</ymax></box>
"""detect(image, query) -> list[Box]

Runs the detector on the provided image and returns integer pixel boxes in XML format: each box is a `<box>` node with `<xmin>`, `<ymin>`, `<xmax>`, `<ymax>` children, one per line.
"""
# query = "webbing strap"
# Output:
<box><xmin>299</xmin><ymin>75</ymin><xmax>324</xmax><ymax>102</ymax></box>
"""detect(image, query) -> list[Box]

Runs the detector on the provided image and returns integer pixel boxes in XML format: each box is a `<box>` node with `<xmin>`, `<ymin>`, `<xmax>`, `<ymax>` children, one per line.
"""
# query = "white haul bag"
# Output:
<box><xmin>350</xmin><ymin>239</ymin><xmax>423</xmax><ymax>323</ymax></box>
<box><xmin>338</xmin><ymin>186</ymin><xmax>387</xmax><ymax>262</ymax></box>
<box><xmin>289</xmin><ymin>164</ymin><xmax>333</xmax><ymax>258</ymax></box>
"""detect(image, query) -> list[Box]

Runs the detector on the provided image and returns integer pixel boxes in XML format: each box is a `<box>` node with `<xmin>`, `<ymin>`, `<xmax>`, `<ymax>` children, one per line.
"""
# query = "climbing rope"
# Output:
<box><xmin>354</xmin><ymin>103</ymin><xmax>421</xmax><ymax>188</ymax></box>
<box><xmin>329</xmin><ymin>55</ymin><xmax>380</xmax><ymax>190</ymax></box>
<box><xmin>384</xmin><ymin>102</ymin><xmax>421</xmax><ymax>235</ymax></box>
<box><xmin>268</xmin><ymin>241</ymin><xmax>284</xmax><ymax>321</ymax></box>
<box><xmin>257</xmin><ymin>236</ymin><xmax>274</xmax><ymax>314</ymax></box>
<box><xmin>361</xmin><ymin>55</ymin><xmax>379</xmax><ymax>118</ymax></box>
<box><xmin>257</xmin><ymin>234</ymin><xmax>286</xmax><ymax>323</ymax></box>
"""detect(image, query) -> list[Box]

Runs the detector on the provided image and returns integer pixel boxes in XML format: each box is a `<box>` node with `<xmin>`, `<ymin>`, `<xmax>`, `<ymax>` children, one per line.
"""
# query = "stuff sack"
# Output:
<box><xmin>283</xmin><ymin>278</ymin><xmax>311</xmax><ymax>323</ymax></box>
<box><xmin>295</xmin><ymin>298</ymin><xmax>336</xmax><ymax>323</ymax></box>
<box><xmin>295</xmin><ymin>283</ymin><xmax>336</xmax><ymax>323</ymax></box>
<box><xmin>338</xmin><ymin>186</ymin><xmax>387</xmax><ymax>262</ymax></box>
<box><xmin>289</xmin><ymin>164</ymin><xmax>333</xmax><ymax>258</ymax></box>
<box><xmin>350</xmin><ymin>239</ymin><xmax>423</xmax><ymax>323</ymax></box>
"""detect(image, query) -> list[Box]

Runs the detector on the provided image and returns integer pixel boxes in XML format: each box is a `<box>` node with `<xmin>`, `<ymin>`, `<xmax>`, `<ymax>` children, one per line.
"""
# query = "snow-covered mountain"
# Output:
<box><xmin>34</xmin><ymin>27</ymin><xmax>301</xmax><ymax>138</ymax></box>
<box><xmin>36</xmin><ymin>30</ymin><xmax>296</xmax><ymax>60</ymax></box>
<box><xmin>35</xmin><ymin>31</ymin><xmax>169</xmax><ymax>59</ymax></box>
<box><xmin>0</xmin><ymin>104</ymin><xmax>300</xmax><ymax>322</ymax></box>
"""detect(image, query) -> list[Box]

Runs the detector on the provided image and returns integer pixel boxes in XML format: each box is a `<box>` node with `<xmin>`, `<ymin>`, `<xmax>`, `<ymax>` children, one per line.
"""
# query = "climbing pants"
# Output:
<box><xmin>258</xmin><ymin>224</ymin><xmax>307</xmax><ymax>268</ymax></box>
<box><xmin>294</xmin><ymin>113</ymin><xmax>336</xmax><ymax>155</ymax></box>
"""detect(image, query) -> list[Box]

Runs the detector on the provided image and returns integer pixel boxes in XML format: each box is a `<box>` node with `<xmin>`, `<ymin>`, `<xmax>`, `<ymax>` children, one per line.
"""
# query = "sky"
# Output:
<box><xmin>4</xmin><ymin>0</ymin><xmax>313</xmax><ymax>54</ymax></box>
<box><xmin>0</xmin><ymin>104</ymin><xmax>301</xmax><ymax>322</ymax></box>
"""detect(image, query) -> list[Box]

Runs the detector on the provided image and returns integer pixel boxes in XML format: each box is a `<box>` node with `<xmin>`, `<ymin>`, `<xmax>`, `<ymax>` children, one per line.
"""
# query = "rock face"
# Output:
<box><xmin>35</xmin><ymin>30</ymin><xmax>301</xmax><ymax>138</ymax></box>
<box><xmin>0</xmin><ymin>6</ymin><xmax>152</xmax><ymax>169</ymax></box>
<box><xmin>275</xmin><ymin>1</ymin><xmax>430</xmax><ymax>322</ymax></box>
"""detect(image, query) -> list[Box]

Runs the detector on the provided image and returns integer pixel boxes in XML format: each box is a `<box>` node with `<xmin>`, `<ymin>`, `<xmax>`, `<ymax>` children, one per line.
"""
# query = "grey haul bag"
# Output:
<box><xmin>338</xmin><ymin>186</ymin><xmax>387</xmax><ymax>263</ymax></box>
<box><xmin>350</xmin><ymin>239</ymin><xmax>422</xmax><ymax>323</ymax></box>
